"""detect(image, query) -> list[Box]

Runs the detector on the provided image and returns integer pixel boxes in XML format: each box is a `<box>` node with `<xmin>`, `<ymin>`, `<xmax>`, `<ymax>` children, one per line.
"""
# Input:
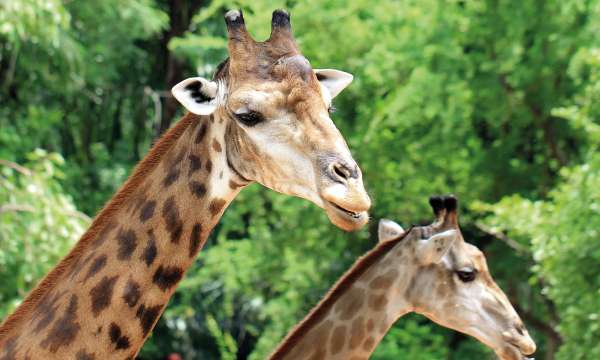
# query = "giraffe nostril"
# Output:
<box><xmin>329</xmin><ymin>162</ymin><xmax>357</xmax><ymax>183</ymax></box>
<box><xmin>515</xmin><ymin>323</ymin><xmax>525</xmax><ymax>336</ymax></box>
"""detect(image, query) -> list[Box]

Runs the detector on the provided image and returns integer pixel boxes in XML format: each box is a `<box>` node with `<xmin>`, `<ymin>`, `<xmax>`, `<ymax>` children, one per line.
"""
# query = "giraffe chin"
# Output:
<box><xmin>324</xmin><ymin>201</ymin><xmax>369</xmax><ymax>231</ymax></box>
<box><xmin>496</xmin><ymin>343</ymin><xmax>535</xmax><ymax>360</ymax></box>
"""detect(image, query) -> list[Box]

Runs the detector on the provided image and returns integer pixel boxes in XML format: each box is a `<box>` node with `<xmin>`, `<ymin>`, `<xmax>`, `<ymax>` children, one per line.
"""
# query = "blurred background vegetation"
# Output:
<box><xmin>1</xmin><ymin>0</ymin><xmax>599</xmax><ymax>359</ymax></box>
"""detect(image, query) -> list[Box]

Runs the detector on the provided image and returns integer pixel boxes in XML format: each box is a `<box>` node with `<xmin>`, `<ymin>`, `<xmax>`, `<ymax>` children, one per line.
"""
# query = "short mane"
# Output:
<box><xmin>0</xmin><ymin>113</ymin><xmax>199</xmax><ymax>341</ymax></box>
<box><xmin>269</xmin><ymin>228</ymin><xmax>413</xmax><ymax>359</ymax></box>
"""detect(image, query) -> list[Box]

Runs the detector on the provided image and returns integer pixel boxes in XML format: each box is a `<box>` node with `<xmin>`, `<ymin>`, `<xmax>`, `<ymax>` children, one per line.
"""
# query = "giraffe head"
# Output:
<box><xmin>378</xmin><ymin>196</ymin><xmax>536</xmax><ymax>360</ymax></box>
<box><xmin>171</xmin><ymin>9</ymin><xmax>370</xmax><ymax>231</ymax></box>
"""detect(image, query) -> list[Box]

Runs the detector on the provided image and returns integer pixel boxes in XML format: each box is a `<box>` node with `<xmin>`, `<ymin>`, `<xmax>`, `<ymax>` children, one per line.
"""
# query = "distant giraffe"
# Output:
<box><xmin>0</xmin><ymin>9</ymin><xmax>371</xmax><ymax>359</ymax></box>
<box><xmin>270</xmin><ymin>196</ymin><xmax>536</xmax><ymax>360</ymax></box>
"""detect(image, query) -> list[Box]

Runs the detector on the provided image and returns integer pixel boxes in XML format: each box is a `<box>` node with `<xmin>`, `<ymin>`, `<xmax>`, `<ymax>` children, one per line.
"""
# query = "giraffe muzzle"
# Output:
<box><xmin>320</xmin><ymin>166</ymin><xmax>371</xmax><ymax>231</ymax></box>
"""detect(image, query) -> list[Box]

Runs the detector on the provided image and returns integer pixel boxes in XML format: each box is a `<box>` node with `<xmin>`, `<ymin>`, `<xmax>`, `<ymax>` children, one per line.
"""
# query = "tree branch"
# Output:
<box><xmin>0</xmin><ymin>204</ymin><xmax>35</xmax><ymax>214</ymax></box>
<box><xmin>475</xmin><ymin>222</ymin><xmax>529</xmax><ymax>255</ymax></box>
<box><xmin>0</xmin><ymin>159</ymin><xmax>32</xmax><ymax>176</ymax></box>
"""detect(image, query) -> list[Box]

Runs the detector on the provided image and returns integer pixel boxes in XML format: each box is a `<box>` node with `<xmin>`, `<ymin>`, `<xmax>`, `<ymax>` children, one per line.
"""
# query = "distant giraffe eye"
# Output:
<box><xmin>456</xmin><ymin>268</ymin><xmax>477</xmax><ymax>282</ymax></box>
<box><xmin>328</xmin><ymin>104</ymin><xmax>337</xmax><ymax>114</ymax></box>
<box><xmin>235</xmin><ymin>111</ymin><xmax>265</xmax><ymax>127</ymax></box>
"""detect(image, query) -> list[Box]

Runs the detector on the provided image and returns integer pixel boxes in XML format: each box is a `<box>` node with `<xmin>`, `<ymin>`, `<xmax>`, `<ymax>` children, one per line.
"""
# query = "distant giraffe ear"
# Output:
<box><xmin>314</xmin><ymin>69</ymin><xmax>353</xmax><ymax>104</ymax></box>
<box><xmin>417</xmin><ymin>229</ymin><xmax>457</xmax><ymax>264</ymax></box>
<box><xmin>172</xmin><ymin>77</ymin><xmax>220</xmax><ymax>115</ymax></box>
<box><xmin>378</xmin><ymin>219</ymin><xmax>405</xmax><ymax>243</ymax></box>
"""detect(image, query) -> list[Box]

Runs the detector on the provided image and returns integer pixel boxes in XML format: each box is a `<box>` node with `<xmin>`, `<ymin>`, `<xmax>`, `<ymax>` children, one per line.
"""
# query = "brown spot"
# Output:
<box><xmin>40</xmin><ymin>295</ymin><xmax>81</xmax><ymax>352</ymax></box>
<box><xmin>90</xmin><ymin>275</ymin><xmax>119</xmax><ymax>317</ymax></box>
<box><xmin>162</xmin><ymin>196</ymin><xmax>183</xmax><ymax>244</ymax></box>
<box><xmin>0</xmin><ymin>337</ymin><xmax>17</xmax><ymax>360</ymax></box>
<box><xmin>162</xmin><ymin>168</ymin><xmax>180</xmax><ymax>187</ymax></box>
<box><xmin>335</xmin><ymin>287</ymin><xmax>365</xmax><ymax>320</ymax></box>
<box><xmin>330</xmin><ymin>325</ymin><xmax>346</xmax><ymax>355</ymax></box>
<box><xmin>123</xmin><ymin>279</ymin><xmax>141</xmax><ymax>308</ymax></box>
<box><xmin>212</xmin><ymin>139</ymin><xmax>222</xmax><ymax>152</ymax></box>
<box><xmin>139</xmin><ymin>200</ymin><xmax>156</xmax><ymax>223</ymax></box>
<box><xmin>307</xmin><ymin>326</ymin><xmax>329</xmax><ymax>360</ymax></box>
<box><xmin>349</xmin><ymin>316</ymin><xmax>365</xmax><ymax>349</ymax></box>
<box><xmin>349</xmin><ymin>357</ymin><xmax>367</xmax><ymax>360</ymax></box>
<box><xmin>309</xmin><ymin>347</ymin><xmax>327</xmax><ymax>360</ymax></box>
<box><xmin>363</xmin><ymin>337</ymin><xmax>375</xmax><ymax>351</ymax></box>
<box><xmin>369</xmin><ymin>269</ymin><xmax>398</xmax><ymax>290</ymax></box>
<box><xmin>195</xmin><ymin>123</ymin><xmax>207</xmax><ymax>144</ymax></box>
<box><xmin>76</xmin><ymin>349</ymin><xmax>95</xmax><ymax>360</ymax></box>
<box><xmin>209</xmin><ymin>198</ymin><xmax>226</xmax><ymax>217</ymax></box>
<box><xmin>189</xmin><ymin>181</ymin><xmax>207</xmax><ymax>198</ymax></box>
<box><xmin>379</xmin><ymin>318</ymin><xmax>391</xmax><ymax>333</ymax></box>
<box><xmin>136</xmin><ymin>303</ymin><xmax>163</xmax><ymax>336</ymax></box>
<box><xmin>404</xmin><ymin>275</ymin><xmax>419</xmax><ymax>304</ymax></box>
<box><xmin>229</xmin><ymin>179</ymin><xmax>243</xmax><ymax>189</ymax></box>
<box><xmin>188</xmin><ymin>154</ymin><xmax>202</xmax><ymax>175</ymax></box>
<box><xmin>91</xmin><ymin>222</ymin><xmax>115</xmax><ymax>248</ymax></box>
<box><xmin>117</xmin><ymin>228</ymin><xmax>137</xmax><ymax>260</ymax></box>
<box><xmin>153</xmin><ymin>265</ymin><xmax>184</xmax><ymax>291</ymax></box>
<box><xmin>108</xmin><ymin>322</ymin><xmax>130</xmax><ymax>350</ymax></box>
<box><xmin>205</xmin><ymin>159</ymin><xmax>212</xmax><ymax>174</ymax></box>
<box><xmin>366</xmin><ymin>318</ymin><xmax>375</xmax><ymax>332</ymax></box>
<box><xmin>189</xmin><ymin>223</ymin><xmax>203</xmax><ymax>257</ymax></box>
<box><xmin>368</xmin><ymin>293</ymin><xmax>388</xmax><ymax>311</ymax></box>
<box><xmin>31</xmin><ymin>290</ymin><xmax>65</xmax><ymax>333</ymax></box>
<box><xmin>69</xmin><ymin>252</ymin><xmax>95</xmax><ymax>280</ymax></box>
<box><xmin>141</xmin><ymin>230</ymin><xmax>158</xmax><ymax>266</ymax></box>
<box><xmin>83</xmin><ymin>254</ymin><xmax>108</xmax><ymax>282</ymax></box>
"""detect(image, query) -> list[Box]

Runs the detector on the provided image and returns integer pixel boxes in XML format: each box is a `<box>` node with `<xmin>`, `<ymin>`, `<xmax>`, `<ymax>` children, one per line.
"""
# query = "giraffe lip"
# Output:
<box><xmin>323</xmin><ymin>201</ymin><xmax>369</xmax><ymax>231</ymax></box>
<box><xmin>329</xmin><ymin>201</ymin><xmax>363</xmax><ymax>218</ymax></box>
<box><xmin>506</xmin><ymin>342</ymin><xmax>535</xmax><ymax>360</ymax></box>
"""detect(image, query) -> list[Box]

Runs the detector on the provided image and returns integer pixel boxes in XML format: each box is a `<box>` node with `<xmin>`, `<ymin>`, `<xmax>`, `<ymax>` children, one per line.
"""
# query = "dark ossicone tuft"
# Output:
<box><xmin>272</xmin><ymin>9</ymin><xmax>291</xmax><ymax>28</ymax></box>
<box><xmin>429</xmin><ymin>196</ymin><xmax>445</xmax><ymax>216</ymax></box>
<box><xmin>443</xmin><ymin>195</ymin><xmax>458</xmax><ymax>212</ymax></box>
<box><xmin>224</xmin><ymin>9</ymin><xmax>245</xmax><ymax>28</ymax></box>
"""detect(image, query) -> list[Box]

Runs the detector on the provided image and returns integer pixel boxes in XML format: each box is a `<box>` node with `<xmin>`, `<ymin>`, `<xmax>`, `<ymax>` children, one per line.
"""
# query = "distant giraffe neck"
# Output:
<box><xmin>270</xmin><ymin>234</ymin><xmax>420</xmax><ymax>360</ymax></box>
<box><xmin>0</xmin><ymin>113</ymin><xmax>248</xmax><ymax>359</ymax></box>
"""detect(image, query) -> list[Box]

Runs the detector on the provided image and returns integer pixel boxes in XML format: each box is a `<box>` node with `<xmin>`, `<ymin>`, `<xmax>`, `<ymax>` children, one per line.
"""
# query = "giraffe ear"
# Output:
<box><xmin>378</xmin><ymin>219</ymin><xmax>405</xmax><ymax>243</ymax></box>
<box><xmin>172</xmin><ymin>77</ymin><xmax>220</xmax><ymax>115</ymax></box>
<box><xmin>314</xmin><ymin>69</ymin><xmax>353</xmax><ymax>104</ymax></box>
<box><xmin>417</xmin><ymin>229</ymin><xmax>457</xmax><ymax>264</ymax></box>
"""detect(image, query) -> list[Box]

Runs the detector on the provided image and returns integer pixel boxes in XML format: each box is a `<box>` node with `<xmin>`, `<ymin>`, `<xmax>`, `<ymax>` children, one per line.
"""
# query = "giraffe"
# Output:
<box><xmin>0</xmin><ymin>9</ymin><xmax>372</xmax><ymax>359</ymax></box>
<box><xmin>269</xmin><ymin>195</ymin><xmax>537</xmax><ymax>360</ymax></box>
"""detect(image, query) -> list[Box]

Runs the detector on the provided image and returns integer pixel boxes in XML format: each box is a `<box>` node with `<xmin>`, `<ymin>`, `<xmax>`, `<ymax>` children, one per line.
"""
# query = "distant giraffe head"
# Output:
<box><xmin>379</xmin><ymin>196</ymin><xmax>536</xmax><ymax>360</ymax></box>
<box><xmin>172</xmin><ymin>9</ymin><xmax>371</xmax><ymax>231</ymax></box>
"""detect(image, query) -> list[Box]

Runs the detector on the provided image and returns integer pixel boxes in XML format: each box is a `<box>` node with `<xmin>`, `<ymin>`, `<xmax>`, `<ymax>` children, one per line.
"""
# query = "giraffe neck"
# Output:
<box><xmin>270</xmin><ymin>237</ymin><xmax>418</xmax><ymax>360</ymax></box>
<box><xmin>0</xmin><ymin>113</ymin><xmax>247</xmax><ymax>359</ymax></box>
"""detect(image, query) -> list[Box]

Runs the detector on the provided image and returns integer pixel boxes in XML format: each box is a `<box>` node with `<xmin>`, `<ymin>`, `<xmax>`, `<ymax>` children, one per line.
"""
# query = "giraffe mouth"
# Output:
<box><xmin>330</xmin><ymin>202</ymin><xmax>363</xmax><ymax>218</ymax></box>
<box><xmin>501</xmin><ymin>342</ymin><xmax>535</xmax><ymax>360</ymax></box>
<box><xmin>324</xmin><ymin>200</ymin><xmax>369</xmax><ymax>231</ymax></box>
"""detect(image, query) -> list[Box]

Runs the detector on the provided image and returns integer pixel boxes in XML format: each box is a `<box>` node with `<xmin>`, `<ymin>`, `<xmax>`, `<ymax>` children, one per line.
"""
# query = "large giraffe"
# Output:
<box><xmin>0</xmin><ymin>9</ymin><xmax>371</xmax><ymax>359</ymax></box>
<box><xmin>270</xmin><ymin>196</ymin><xmax>536</xmax><ymax>360</ymax></box>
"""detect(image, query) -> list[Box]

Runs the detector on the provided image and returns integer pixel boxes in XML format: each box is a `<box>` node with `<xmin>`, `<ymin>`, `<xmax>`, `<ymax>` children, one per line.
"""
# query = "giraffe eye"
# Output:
<box><xmin>456</xmin><ymin>268</ymin><xmax>476</xmax><ymax>282</ymax></box>
<box><xmin>235</xmin><ymin>111</ymin><xmax>265</xmax><ymax>127</ymax></box>
<box><xmin>328</xmin><ymin>104</ymin><xmax>337</xmax><ymax>114</ymax></box>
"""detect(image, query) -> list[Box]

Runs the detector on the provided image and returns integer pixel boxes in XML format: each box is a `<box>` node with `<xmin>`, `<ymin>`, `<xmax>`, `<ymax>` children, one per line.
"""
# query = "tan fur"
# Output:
<box><xmin>269</xmin><ymin>197</ymin><xmax>536</xmax><ymax>360</ymax></box>
<box><xmin>269</xmin><ymin>230</ymin><xmax>411</xmax><ymax>359</ymax></box>
<box><xmin>0</xmin><ymin>9</ymin><xmax>373</xmax><ymax>359</ymax></box>
<box><xmin>0</xmin><ymin>114</ymin><xmax>196</xmax><ymax>341</ymax></box>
